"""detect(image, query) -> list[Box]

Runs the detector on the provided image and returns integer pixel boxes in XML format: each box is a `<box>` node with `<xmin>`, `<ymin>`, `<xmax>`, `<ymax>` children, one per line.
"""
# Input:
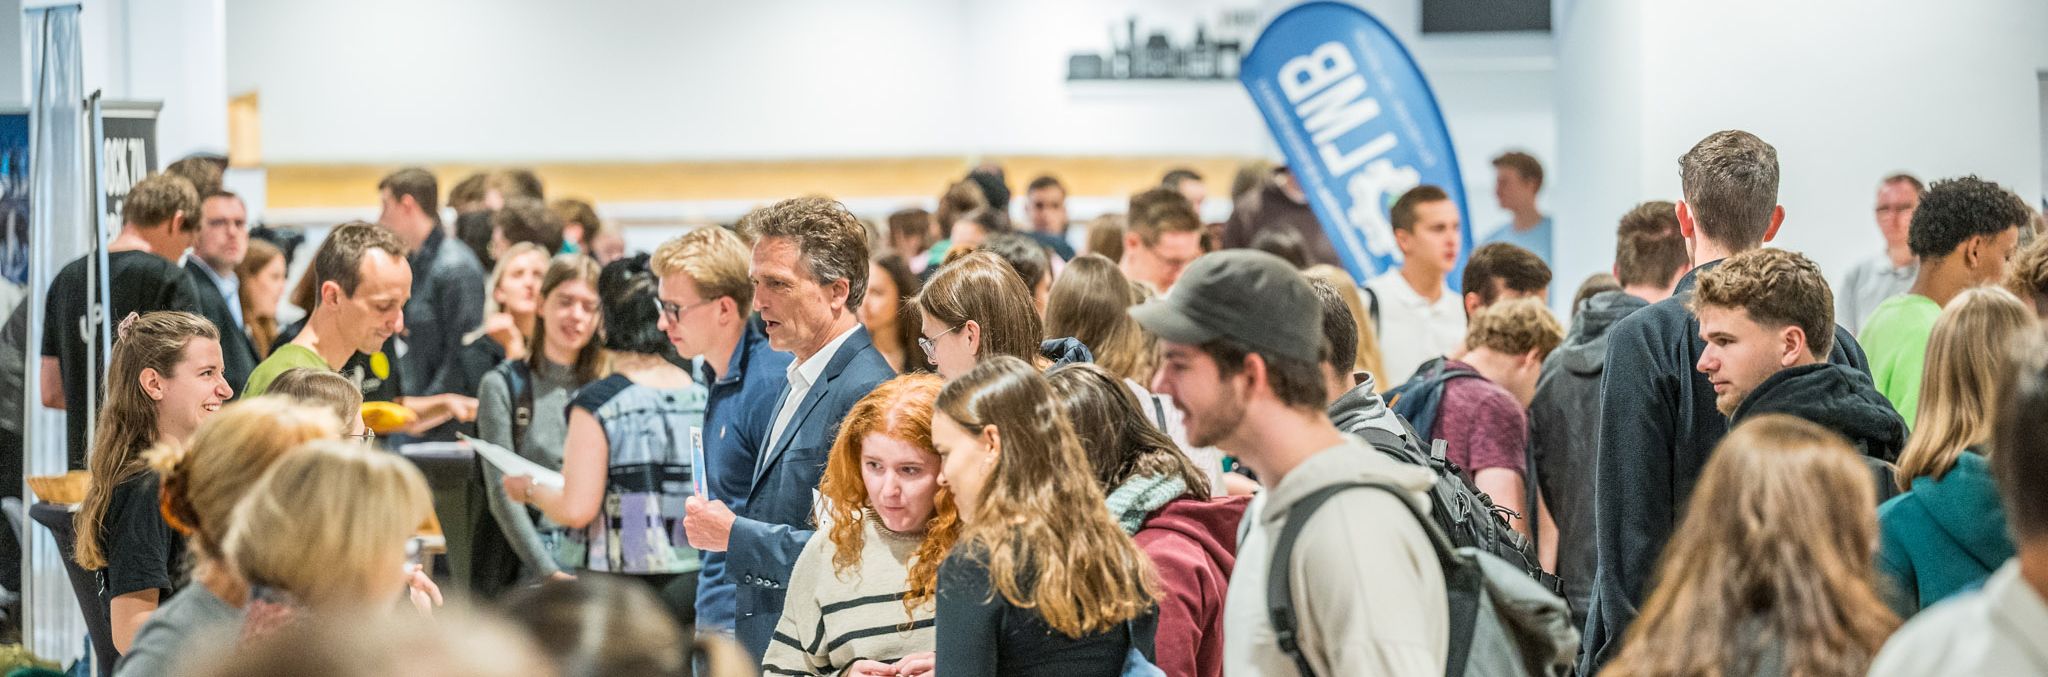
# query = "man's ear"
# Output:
<box><xmin>1240</xmin><ymin>350</ymin><xmax>1270</xmax><ymax>398</ymax></box>
<box><xmin>827</xmin><ymin>278</ymin><xmax>852</xmax><ymax>311</ymax></box>
<box><xmin>1761</xmin><ymin>205</ymin><xmax>1786</xmax><ymax>243</ymax></box>
<box><xmin>1675</xmin><ymin>201</ymin><xmax>1694</xmax><ymax>239</ymax></box>
<box><xmin>1779</xmin><ymin>325</ymin><xmax>1808</xmax><ymax>366</ymax></box>
<box><xmin>320</xmin><ymin>280</ymin><xmax>343</xmax><ymax>309</ymax></box>
<box><xmin>1463</xmin><ymin>292</ymin><xmax>1482</xmax><ymax>318</ymax></box>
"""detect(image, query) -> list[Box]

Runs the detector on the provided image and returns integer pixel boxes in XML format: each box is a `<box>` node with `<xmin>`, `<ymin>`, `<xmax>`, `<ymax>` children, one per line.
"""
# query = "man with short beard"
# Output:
<box><xmin>1134</xmin><ymin>250</ymin><xmax>1446</xmax><ymax>676</ymax></box>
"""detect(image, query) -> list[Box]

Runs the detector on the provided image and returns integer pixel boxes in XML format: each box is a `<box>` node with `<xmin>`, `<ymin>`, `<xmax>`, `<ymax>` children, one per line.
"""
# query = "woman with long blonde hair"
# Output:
<box><xmin>1877</xmin><ymin>287</ymin><xmax>2040</xmax><ymax>615</ymax></box>
<box><xmin>114</xmin><ymin>397</ymin><xmax>342</xmax><ymax>677</ymax></box>
<box><xmin>762</xmin><ymin>374</ymin><xmax>960</xmax><ymax>676</ymax></box>
<box><xmin>1602</xmin><ymin>414</ymin><xmax>1899</xmax><ymax>677</ymax></box>
<box><xmin>931</xmin><ymin>356</ymin><xmax>1158</xmax><ymax>676</ymax></box>
<box><xmin>74</xmin><ymin>311</ymin><xmax>232</xmax><ymax>656</ymax></box>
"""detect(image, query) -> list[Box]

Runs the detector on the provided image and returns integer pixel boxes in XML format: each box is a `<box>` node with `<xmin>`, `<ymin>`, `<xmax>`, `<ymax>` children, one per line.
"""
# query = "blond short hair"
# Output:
<box><xmin>225</xmin><ymin>440</ymin><xmax>433</xmax><ymax>610</ymax></box>
<box><xmin>651</xmin><ymin>226</ymin><xmax>755</xmax><ymax>311</ymax></box>
<box><xmin>1465</xmin><ymin>297</ymin><xmax>1564</xmax><ymax>359</ymax></box>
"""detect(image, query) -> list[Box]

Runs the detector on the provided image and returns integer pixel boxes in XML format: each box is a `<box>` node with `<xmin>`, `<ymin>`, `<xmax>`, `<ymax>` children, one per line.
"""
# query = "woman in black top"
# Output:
<box><xmin>73</xmin><ymin>311</ymin><xmax>233</xmax><ymax>654</ymax></box>
<box><xmin>929</xmin><ymin>356</ymin><xmax>1158</xmax><ymax>676</ymax></box>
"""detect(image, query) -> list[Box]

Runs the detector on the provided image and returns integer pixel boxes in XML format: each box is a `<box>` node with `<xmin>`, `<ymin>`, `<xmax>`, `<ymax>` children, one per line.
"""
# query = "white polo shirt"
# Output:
<box><xmin>1366</xmin><ymin>271</ymin><xmax>1466</xmax><ymax>384</ymax></box>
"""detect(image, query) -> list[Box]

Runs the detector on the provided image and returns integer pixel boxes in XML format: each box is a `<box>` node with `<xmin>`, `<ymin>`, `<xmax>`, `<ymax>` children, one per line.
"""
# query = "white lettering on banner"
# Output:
<box><xmin>1274</xmin><ymin>40</ymin><xmax>1423</xmax><ymax>262</ymax></box>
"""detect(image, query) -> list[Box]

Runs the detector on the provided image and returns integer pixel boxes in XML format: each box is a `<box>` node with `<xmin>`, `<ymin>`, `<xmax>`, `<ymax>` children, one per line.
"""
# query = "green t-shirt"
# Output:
<box><xmin>242</xmin><ymin>343</ymin><xmax>334</xmax><ymax>398</ymax></box>
<box><xmin>1860</xmin><ymin>293</ymin><xmax>1941</xmax><ymax>427</ymax></box>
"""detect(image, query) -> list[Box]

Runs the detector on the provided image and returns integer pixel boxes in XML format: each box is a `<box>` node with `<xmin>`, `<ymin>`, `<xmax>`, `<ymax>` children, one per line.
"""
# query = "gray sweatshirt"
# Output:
<box><xmin>477</xmin><ymin>359</ymin><xmax>582</xmax><ymax>579</ymax></box>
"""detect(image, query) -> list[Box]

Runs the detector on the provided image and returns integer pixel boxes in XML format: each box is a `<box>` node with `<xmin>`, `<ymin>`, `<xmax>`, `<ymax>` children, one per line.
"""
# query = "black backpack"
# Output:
<box><xmin>1353</xmin><ymin>424</ymin><xmax>1559</xmax><ymax>595</ymax></box>
<box><xmin>1269</xmin><ymin>481</ymin><xmax>1579</xmax><ymax>677</ymax></box>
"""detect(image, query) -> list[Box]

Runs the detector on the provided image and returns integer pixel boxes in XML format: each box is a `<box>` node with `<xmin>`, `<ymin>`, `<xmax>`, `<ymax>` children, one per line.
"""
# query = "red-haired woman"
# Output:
<box><xmin>760</xmin><ymin>374</ymin><xmax>959</xmax><ymax>676</ymax></box>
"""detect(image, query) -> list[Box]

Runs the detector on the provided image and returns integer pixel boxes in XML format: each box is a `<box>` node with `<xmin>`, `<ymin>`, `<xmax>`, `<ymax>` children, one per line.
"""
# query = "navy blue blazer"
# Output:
<box><xmin>728</xmin><ymin>325</ymin><xmax>894</xmax><ymax>661</ymax></box>
<box><xmin>186</xmin><ymin>260</ymin><xmax>258</xmax><ymax>398</ymax></box>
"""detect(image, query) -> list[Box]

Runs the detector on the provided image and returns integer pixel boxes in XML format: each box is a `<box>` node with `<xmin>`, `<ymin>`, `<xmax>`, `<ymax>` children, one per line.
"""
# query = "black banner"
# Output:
<box><xmin>98</xmin><ymin>103</ymin><xmax>159</xmax><ymax>232</ymax></box>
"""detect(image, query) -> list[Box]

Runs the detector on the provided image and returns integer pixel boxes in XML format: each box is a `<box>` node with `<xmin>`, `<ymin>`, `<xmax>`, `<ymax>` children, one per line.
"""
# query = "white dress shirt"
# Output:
<box><xmin>1366</xmin><ymin>270</ymin><xmax>1467</xmax><ymax>384</ymax></box>
<box><xmin>760</xmin><ymin>323</ymin><xmax>861</xmax><ymax>472</ymax></box>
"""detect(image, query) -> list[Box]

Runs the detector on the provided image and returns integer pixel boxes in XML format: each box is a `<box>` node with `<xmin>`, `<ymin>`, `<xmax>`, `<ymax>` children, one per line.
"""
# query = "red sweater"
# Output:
<box><xmin>1133</xmin><ymin>496</ymin><xmax>1251</xmax><ymax>677</ymax></box>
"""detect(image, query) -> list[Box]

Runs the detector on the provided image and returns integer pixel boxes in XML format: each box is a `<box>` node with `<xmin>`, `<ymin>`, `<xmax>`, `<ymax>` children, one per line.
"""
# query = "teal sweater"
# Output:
<box><xmin>1875</xmin><ymin>450</ymin><xmax>2014</xmax><ymax>617</ymax></box>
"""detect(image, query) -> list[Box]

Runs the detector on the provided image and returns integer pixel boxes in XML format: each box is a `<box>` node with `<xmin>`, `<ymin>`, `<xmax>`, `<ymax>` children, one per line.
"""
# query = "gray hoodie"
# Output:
<box><xmin>1530</xmin><ymin>290</ymin><xmax>1648</xmax><ymax>629</ymax></box>
<box><xmin>1224</xmin><ymin>437</ymin><xmax>1447</xmax><ymax>676</ymax></box>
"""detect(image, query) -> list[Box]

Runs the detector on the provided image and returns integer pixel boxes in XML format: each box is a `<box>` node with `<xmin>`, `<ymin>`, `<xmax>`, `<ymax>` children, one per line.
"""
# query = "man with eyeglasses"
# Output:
<box><xmin>647</xmin><ymin>225</ymin><xmax>792</xmax><ymax>634</ymax></box>
<box><xmin>1836</xmin><ymin>174</ymin><xmax>1923</xmax><ymax>335</ymax></box>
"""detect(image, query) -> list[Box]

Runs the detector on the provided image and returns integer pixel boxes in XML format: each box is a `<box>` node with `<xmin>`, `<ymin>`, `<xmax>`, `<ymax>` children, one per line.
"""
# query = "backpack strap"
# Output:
<box><xmin>494</xmin><ymin>360</ymin><xmax>535</xmax><ymax>455</ymax></box>
<box><xmin>1267</xmin><ymin>481</ymin><xmax>1477</xmax><ymax>677</ymax></box>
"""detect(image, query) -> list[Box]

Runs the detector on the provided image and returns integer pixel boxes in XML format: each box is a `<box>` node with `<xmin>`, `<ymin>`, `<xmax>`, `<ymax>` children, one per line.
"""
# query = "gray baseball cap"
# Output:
<box><xmin>1128</xmin><ymin>250</ymin><xmax>1321</xmax><ymax>363</ymax></box>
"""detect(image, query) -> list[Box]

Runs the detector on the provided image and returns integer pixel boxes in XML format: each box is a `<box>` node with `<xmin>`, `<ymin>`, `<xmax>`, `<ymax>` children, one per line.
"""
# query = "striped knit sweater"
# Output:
<box><xmin>762</xmin><ymin>511</ymin><xmax>936</xmax><ymax>675</ymax></box>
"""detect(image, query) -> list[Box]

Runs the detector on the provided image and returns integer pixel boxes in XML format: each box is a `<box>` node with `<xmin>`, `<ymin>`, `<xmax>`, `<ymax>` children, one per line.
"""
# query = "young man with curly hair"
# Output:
<box><xmin>1860</xmin><ymin>176</ymin><xmax>2028</xmax><ymax>424</ymax></box>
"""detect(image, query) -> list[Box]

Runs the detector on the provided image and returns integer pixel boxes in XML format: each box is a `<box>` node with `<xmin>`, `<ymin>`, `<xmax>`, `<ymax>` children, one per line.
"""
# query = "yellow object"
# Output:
<box><xmin>26</xmin><ymin>471</ymin><xmax>90</xmax><ymax>505</ymax></box>
<box><xmin>370</xmin><ymin>352</ymin><xmax>391</xmax><ymax>380</ymax></box>
<box><xmin>360</xmin><ymin>401</ymin><xmax>419</xmax><ymax>434</ymax></box>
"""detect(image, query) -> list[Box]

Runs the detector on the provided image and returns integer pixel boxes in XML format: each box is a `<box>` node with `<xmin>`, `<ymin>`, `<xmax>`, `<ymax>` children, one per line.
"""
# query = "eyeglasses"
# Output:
<box><xmin>349</xmin><ymin>430</ymin><xmax>377</xmax><ymax>445</ymax></box>
<box><xmin>653</xmin><ymin>297</ymin><xmax>717</xmax><ymax>324</ymax></box>
<box><xmin>918</xmin><ymin>323</ymin><xmax>965</xmax><ymax>361</ymax></box>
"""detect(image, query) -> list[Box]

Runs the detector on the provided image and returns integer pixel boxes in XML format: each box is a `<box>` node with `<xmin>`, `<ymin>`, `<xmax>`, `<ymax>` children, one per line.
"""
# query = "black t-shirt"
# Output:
<box><xmin>97</xmin><ymin>471</ymin><xmax>185</xmax><ymax>602</ymax></box>
<box><xmin>41</xmin><ymin>251</ymin><xmax>199</xmax><ymax>469</ymax></box>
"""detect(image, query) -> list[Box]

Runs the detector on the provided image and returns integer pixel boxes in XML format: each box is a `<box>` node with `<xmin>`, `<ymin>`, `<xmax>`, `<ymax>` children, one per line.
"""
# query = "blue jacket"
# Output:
<box><xmin>1877</xmin><ymin>450</ymin><xmax>2013</xmax><ymax>617</ymax></box>
<box><xmin>730</xmin><ymin>326</ymin><xmax>894</xmax><ymax>660</ymax></box>
<box><xmin>694</xmin><ymin>319</ymin><xmax>791</xmax><ymax>632</ymax></box>
<box><xmin>1579</xmin><ymin>261</ymin><xmax>1869</xmax><ymax>675</ymax></box>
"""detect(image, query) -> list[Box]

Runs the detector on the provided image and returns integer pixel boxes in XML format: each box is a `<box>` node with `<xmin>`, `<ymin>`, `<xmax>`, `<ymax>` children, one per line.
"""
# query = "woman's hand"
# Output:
<box><xmin>893</xmin><ymin>651</ymin><xmax>935</xmax><ymax>677</ymax></box>
<box><xmin>844</xmin><ymin>660</ymin><xmax>898</xmax><ymax>677</ymax></box>
<box><xmin>406</xmin><ymin>565</ymin><xmax>443</xmax><ymax>616</ymax></box>
<box><xmin>502</xmin><ymin>475</ymin><xmax>535</xmax><ymax>504</ymax></box>
<box><xmin>481</xmin><ymin>313</ymin><xmax>528</xmax><ymax>360</ymax></box>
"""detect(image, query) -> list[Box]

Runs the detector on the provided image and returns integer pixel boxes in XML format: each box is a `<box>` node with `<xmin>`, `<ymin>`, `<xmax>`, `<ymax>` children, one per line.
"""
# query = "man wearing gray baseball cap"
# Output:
<box><xmin>1132</xmin><ymin>249</ymin><xmax>1449</xmax><ymax>676</ymax></box>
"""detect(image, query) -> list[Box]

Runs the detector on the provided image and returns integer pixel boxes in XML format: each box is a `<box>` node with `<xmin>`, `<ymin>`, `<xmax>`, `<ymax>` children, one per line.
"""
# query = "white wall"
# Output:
<box><xmin>226</xmin><ymin>0</ymin><xmax>1555</xmax><ymax>222</ymax></box>
<box><xmin>56</xmin><ymin>0</ymin><xmax>227</xmax><ymax>161</ymax></box>
<box><xmin>1553</xmin><ymin>0</ymin><xmax>2048</xmax><ymax>296</ymax></box>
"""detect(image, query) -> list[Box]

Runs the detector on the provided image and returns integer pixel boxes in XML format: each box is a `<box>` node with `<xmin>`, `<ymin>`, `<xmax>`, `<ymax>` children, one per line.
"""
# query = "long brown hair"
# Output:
<box><xmin>936</xmin><ymin>356</ymin><xmax>1157</xmax><ymax>637</ymax></box>
<box><xmin>817</xmin><ymin>374</ymin><xmax>958</xmax><ymax>615</ymax></box>
<box><xmin>150</xmin><ymin>397</ymin><xmax>340</xmax><ymax>567</ymax></box>
<box><xmin>236</xmin><ymin>238</ymin><xmax>285</xmax><ymax>358</ymax></box>
<box><xmin>1601</xmin><ymin>415</ymin><xmax>1898</xmax><ymax>677</ymax></box>
<box><xmin>1046</xmin><ymin>363</ymin><xmax>1207</xmax><ymax>498</ymax></box>
<box><xmin>1896</xmin><ymin>287</ymin><xmax>2038</xmax><ymax>488</ymax></box>
<box><xmin>1044</xmin><ymin>255</ymin><xmax>1155</xmax><ymax>383</ymax></box>
<box><xmin>530</xmin><ymin>254</ymin><xmax>607</xmax><ymax>384</ymax></box>
<box><xmin>75</xmin><ymin>311</ymin><xmax>221</xmax><ymax>570</ymax></box>
<box><xmin>918</xmin><ymin>251</ymin><xmax>1042</xmax><ymax>367</ymax></box>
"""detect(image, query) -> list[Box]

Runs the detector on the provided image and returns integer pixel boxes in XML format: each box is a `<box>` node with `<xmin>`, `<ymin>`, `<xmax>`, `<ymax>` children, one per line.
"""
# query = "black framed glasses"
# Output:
<box><xmin>918</xmin><ymin>323</ymin><xmax>964</xmax><ymax>360</ymax></box>
<box><xmin>653</xmin><ymin>297</ymin><xmax>717</xmax><ymax>324</ymax></box>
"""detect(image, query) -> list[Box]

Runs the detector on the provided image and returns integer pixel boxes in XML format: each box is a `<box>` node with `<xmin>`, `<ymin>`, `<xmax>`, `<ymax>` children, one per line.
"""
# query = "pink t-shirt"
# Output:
<box><xmin>1427</xmin><ymin>360</ymin><xmax>1529</xmax><ymax>480</ymax></box>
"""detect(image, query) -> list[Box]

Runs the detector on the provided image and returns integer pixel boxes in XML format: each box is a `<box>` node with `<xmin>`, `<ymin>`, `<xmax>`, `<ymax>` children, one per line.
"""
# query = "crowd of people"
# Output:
<box><xmin>13</xmin><ymin>129</ymin><xmax>2048</xmax><ymax>677</ymax></box>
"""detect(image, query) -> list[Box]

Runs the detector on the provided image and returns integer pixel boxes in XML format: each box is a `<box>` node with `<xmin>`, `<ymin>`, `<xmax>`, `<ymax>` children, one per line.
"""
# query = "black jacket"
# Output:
<box><xmin>1731</xmin><ymin>362</ymin><xmax>1907</xmax><ymax>461</ymax></box>
<box><xmin>1530</xmin><ymin>290</ymin><xmax>1648</xmax><ymax>631</ymax></box>
<box><xmin>186</xmin><ymin>260</ymin><xmax>259</xmax><ymax>398</ymax></box>
<box><xmin>1578</xmin><ymin>261</ymin><xmax>1870</xmax><ymax>675</ymax></box>
<box><xmin>1730</xmin><ymin>362</ymin><xmax>1907</xmax><ymax>500</ymax></box>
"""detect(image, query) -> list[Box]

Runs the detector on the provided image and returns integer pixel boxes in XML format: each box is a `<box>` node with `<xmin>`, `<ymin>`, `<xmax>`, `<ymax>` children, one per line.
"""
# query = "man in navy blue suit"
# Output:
<box><xmin>684</xmin><ymin>197</ymin><xmax>895</xmax><ymax>661</ymax></box>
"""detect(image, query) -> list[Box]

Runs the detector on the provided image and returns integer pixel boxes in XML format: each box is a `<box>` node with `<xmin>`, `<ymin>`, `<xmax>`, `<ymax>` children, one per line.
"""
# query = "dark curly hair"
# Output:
<box><xmin>1908</xmin><ymin>175</ymin><xmax>2029</xmax><ymax>258</ymax></box>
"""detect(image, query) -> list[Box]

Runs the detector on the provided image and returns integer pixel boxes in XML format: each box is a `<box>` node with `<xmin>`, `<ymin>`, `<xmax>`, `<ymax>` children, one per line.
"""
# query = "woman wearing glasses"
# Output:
<box><xmin>504</xmin><ymin>254</ymin><xmax>708</xmax><ymax>626</ymax></box>
<box><xmin>915</xmin><ymin>251</ymin><xmax>1090</xmax><ymax>381</ymax></box>
<box><xmin>479</xmin><ymin>255</ymin><xmax>606</xmax><ymax>589</ymax></box>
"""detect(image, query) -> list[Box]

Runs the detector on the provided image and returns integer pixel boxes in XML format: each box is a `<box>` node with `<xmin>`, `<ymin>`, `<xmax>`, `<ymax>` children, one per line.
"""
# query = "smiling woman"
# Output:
<box><xmin>761</xmin><ymin>374</ymin><xmax>952</xmax><ymax>676</ymax></box>
<box><xmin>73</xmin><ymin>311</ymin><xmax>232</xmax><ymax>658</ymax></box>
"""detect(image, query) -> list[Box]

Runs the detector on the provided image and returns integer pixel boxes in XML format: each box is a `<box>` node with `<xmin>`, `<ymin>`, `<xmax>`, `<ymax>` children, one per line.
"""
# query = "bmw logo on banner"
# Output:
<box><xmin>1240</xmin><ymin>1</ymin><xmax>1472</xmax><ymax>288</ymax></box>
